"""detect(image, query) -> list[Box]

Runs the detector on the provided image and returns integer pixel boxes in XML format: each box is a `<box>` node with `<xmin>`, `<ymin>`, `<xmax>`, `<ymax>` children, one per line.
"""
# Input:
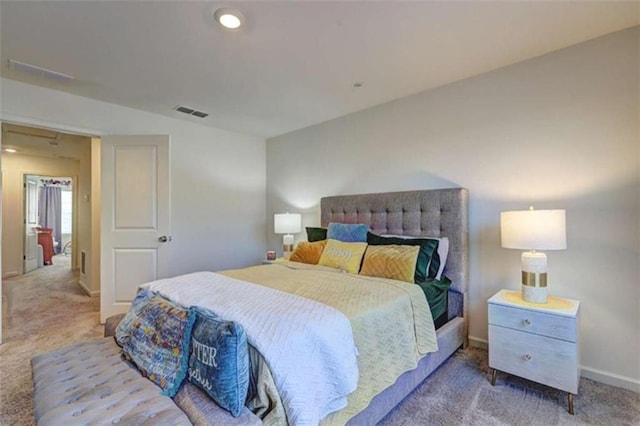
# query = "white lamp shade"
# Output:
<box><xmin>274</xmin><ymin>213</ymin><xmax>302</xmax><ymax>234</ymax></box>
<box><xmin>500</xmin><ymin>209</ymin><xmax>566</xmax><ymax>250</ymax></box>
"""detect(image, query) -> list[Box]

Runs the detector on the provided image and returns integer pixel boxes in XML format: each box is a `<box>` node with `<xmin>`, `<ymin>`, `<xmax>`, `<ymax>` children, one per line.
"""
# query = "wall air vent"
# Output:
<box><xmin>174</xmin><ymin>105</ymin><xmax>209</xmax><ymax>119</ymax></box>
<box><xmin>9</xmin><ymin>59</ymin><xmax>74</xmax><ymax>82</ymax></box>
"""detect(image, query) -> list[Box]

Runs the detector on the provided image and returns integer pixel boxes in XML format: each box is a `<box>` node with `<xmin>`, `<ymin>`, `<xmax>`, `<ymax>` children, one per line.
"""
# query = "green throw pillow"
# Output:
<box><xmin>306</xmin><ymin>226</ymin><xmax>327</xmax><ymax>242</ymax></box>
<box><xmin>415</xmin><ymin>276</ymin><xmax>452</xmax><ymax>329</ymax></box>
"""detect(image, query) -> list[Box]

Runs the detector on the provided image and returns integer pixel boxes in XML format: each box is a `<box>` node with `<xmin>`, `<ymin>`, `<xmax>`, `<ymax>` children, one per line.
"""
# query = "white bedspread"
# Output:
<box><xmin>141</xmin><ymin>271</ymin><xmax>359</xmax><ymax>425</ymax></box>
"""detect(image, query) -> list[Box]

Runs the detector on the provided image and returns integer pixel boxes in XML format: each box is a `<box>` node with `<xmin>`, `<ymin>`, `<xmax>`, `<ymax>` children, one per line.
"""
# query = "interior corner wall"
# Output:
<box><xmin>1</xmin><ymin>154</ymin><xmax>80</xmax><ymax>278</ymax></box>
<box><xmin>0</xmin><ymin>78</ymin><xmax>267</xmax><ymax>280</ymax></box>
<box><xmin>266</xmin><ymin>27</ymin><xmax>640</xmax><ymax>389</ymax></box>
<box><xmin>76</xmin><ymin>137</ymin><xmax>93</xmax><ymax>294</ymax></box>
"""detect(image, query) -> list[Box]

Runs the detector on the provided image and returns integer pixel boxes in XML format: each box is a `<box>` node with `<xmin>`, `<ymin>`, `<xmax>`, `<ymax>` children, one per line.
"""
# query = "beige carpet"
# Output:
<box><xmin>1</xmin><ymin>258</ymin><xmax>638</xmax><ymax>425</ymax></box>
<box><xmin>0</xmin><ymin>255</ymin><xmax>102</xmax><ymax>426</ymax></box>
<box><xmin>380</xmin><ymin>348</ymin><xmax>640</xmax><ymax>426</ymax></box>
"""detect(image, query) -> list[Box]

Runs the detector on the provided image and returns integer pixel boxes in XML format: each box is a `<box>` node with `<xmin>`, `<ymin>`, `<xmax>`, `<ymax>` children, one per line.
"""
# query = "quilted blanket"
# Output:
<box><xmin>222</xmin><ymin>261</ymin><xmax>438</xmax><ymax>425</ymax></box>
<box><xmin>141</xmin><ymin>271</ymin><xmax>359</xmax><ymax>426</ymax></box>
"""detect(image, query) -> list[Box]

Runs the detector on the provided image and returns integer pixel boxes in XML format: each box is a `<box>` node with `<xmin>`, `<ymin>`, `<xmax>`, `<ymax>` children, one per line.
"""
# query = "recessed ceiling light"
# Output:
<box><xmin>4</xmin><ymin>148</ymin><xmax>17</xmax><ymax>153</ymax></box>
<box><xmin>214</xmin><ymin>8</ymin><xmax>244</xmax><ymax>30</ymax></box>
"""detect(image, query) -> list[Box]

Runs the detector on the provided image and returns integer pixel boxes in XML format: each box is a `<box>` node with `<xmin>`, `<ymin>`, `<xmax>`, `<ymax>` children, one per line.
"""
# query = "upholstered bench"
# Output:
<box><xmin>31</xmin><ymin>316</ymin><xmax>261</xmax><ymax>425</ymax></box>
<box><xmin>31</xmin><ymin>338</ymin><xmax>190</xmax><ymax>425</ymax></box>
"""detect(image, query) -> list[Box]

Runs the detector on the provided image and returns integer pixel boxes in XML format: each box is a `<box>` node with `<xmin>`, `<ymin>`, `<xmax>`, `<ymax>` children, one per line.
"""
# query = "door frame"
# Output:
<box><xmin>23</xmin><ymin>174</ymin><xmax>39</xmax><ymax>274</ymax></box>
<box><xmin>0</xmin><ymin>115</ymin><xmax>103</xmax><ymax>345</ymax></box>
<box><xmin>22</xmin><ymin>173</ymin><xmax>78</xmax><ymax>275</ymax></box>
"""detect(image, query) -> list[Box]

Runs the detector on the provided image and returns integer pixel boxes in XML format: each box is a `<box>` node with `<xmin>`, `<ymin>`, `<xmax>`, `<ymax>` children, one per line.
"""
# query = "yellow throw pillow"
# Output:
<box><xmin>360</xmin><ymin>245</ymin><xmax>420</xmax><ymax>283</ymax></box>
<box><xmin>289</xmin><ymin>240</ymin><xmax>327</xmax><ymax>265</ymax></box>
<box><xmin>318</xmin><ymin>239</ymin><xmax>368</xmax><ymax>274</ymax></box>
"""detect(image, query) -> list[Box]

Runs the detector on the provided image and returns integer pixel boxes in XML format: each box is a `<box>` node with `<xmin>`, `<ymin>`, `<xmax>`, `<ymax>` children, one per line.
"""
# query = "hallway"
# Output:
<box><xmin>1</xmin><ymin>255</ymin><xmax>98</xmax><ymax>339</ymax></box>
<box><xmin>0</xmin><ymin>255</ymin><xmax>101</xmax><ymax>425</ymax></box>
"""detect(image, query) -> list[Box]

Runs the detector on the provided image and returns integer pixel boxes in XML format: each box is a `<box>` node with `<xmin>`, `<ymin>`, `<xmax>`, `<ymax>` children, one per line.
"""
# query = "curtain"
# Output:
<box><xmin>38</xmin><ymin>186</ymin><xmax>62</xmax><ymax>254</ymax></box>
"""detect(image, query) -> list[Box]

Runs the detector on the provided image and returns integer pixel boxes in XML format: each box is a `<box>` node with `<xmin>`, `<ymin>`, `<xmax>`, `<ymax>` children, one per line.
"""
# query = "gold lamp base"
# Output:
<box><xmin>521</xmin><ymin>251</ymin><xmax>548</xmax><ymax>304</ymax></box>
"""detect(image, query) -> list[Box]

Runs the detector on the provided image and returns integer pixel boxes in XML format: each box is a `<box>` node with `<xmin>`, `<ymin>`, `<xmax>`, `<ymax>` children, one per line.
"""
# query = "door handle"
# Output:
<box><xmin>158</xmin><ymin>235</ymin><xmax>172</xmax><ymax>243</ymax></box>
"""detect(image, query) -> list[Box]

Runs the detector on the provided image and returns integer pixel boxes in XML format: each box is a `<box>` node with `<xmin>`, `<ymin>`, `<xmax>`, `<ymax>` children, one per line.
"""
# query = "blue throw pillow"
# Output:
<box><xmin>327</xmin><ymin>222</ymin><xmax>370</xmax><ymax>243</ymax></box>
<box><xmin>188</xmin><ymin>307</ymin><xmax>250</xmax><ymax>418</ymax></box>
<box><xmin>115</xmin><ymin>288</ymin><xmax>154</xmax><ymax>347</ymax></box>
<box><xmin>122</xmin><ymin>295</ymin><xmax>195</xmax><ymax>397</ymax></box>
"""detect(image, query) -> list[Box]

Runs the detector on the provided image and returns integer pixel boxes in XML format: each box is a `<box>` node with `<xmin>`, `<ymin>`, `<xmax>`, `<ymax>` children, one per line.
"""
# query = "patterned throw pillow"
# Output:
<box><xmin>327</xmin><ymin>222</ymin><xmax>370</xmax><ymax>243</ymax></box>
<box><xmin>318</xmin><ymin>239</ymin><xmax>368</xmax><ymax>274</ymax></box>
<box><xmin>360</xmin><ymin>245</ymin><xmax>420</xmax><ymax>283</ymax></box>
<box><xmin>367</xmin><ymin>232</ymin><xmax>440</xmax><ymax>282</ymax></box>
<box><xmin>115</xmin><ymin>288</ymin><xmax>154</xmax><ymax>347</ymax></box>
<box><xmin>306</xmin><ymin>226</ymin><xmax>327</xmax><ymax>242</ymax></box>
<box><xmin>289</xmin><ymin>240</ymin><xmax>327</xmax><ymax>264</ymax></box>
<box><xmin>122</xmin><ymin>295</ymin><xmax>195</xmax><ymax>397</ymax></box>
<box><xmin>383</xmin><ymin>235</ymin><xmax>450</xmax><ymax>280</ymax></box>
<box><xmin>187</xmin><ymin>307</ymin><xmax>250</xmax><ymax>417</ymax></box>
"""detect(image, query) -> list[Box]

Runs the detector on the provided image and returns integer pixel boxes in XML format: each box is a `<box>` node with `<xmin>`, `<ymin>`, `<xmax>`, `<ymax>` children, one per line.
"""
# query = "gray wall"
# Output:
<box><xmin>1</xmin><ymin>78</ymin><xmax>267</xmax><ymax>277</ymax></box>
<box><xmin>267</xmin><ymin>27</ymin><xmax>639</xmax><ymax>388</ymax></box>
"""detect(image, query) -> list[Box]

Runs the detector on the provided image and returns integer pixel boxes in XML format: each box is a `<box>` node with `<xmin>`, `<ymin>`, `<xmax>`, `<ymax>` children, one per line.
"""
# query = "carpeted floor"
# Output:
<box><xmin>379</xmin><ymin>348</ymin><xmax>640</xmax><ymax>425</ymax></box>
<box><xmin>0</xmin><ymin>258</ymin><xmax>638</xmax><ymax>426</ymax></box>
<box><xmin>0</xmin><ymin>255</ymin><xmax>102</xmax><ymax>426</ymax></box>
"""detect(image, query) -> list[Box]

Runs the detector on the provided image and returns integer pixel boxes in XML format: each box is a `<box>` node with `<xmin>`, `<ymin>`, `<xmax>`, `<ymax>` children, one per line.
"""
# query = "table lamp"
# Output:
<box><xmin>500</xmin><ymin>207</ymin><xmax>566</xmax><ymax>303</ymax></box>
<box><xmin>274</xmin><ymin>212</ymin><xmax>301</xmax><ymax>258</ymax></box>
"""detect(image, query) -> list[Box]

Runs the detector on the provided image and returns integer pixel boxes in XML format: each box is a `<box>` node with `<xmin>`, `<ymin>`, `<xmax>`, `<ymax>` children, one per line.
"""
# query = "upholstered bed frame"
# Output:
<box><xmin>320</xmin><ymin>188</ymin><xmax>469</xmax><ymax>425</ymax></box>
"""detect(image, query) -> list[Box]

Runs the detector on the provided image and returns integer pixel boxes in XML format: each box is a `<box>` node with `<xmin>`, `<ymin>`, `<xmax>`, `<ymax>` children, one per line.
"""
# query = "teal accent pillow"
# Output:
<box><xmin>306</xmin><ymin>226</ymin><xmax>327</xmax><ymax>242</ymax></box>
<box><xmin>115</xmin><ymin>288</ymin><xmax>154</xmax><ymax>347</ymax></box>
<box><xmin>415</xmin><ymin>277</ymin><xmax>452</xmax><ymax>329</ymax></box>
<box><xmin>367</xmin><ymin>232</ymin><xmax>440</xmax><ymax>282</ymax></box>
<box><xmin>327</xmin><ymin>222</ymin><xmax>370</xmax><ymax>243</ymax></box>
<box><xmin>122</xmin><ymin>295</ymin><xmax>195</xmax><ymax>397</ymax></box>
<box><xmin>188</xmin><ymin>307</ymin><xmax>249</xmax><ymax>417</ymax></box>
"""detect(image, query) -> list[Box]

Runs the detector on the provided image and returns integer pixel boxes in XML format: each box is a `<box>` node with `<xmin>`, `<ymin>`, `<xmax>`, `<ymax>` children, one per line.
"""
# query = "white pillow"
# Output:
<box><xmin>382</xmin><ymin>235</ymin><xmax>449</xmax><ymax>280</ymax></box>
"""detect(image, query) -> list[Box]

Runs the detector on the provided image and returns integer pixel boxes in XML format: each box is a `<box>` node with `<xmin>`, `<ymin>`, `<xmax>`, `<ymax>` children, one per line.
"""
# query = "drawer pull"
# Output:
<box><xmin>523</xmin><ymin>354</ymin><xmax>532</xmax><ymax>361</ymax></box>
<box><xmin>522</xmin><ymin>319</ymin><xmax>531</xmax><ymax>326</ymax></box>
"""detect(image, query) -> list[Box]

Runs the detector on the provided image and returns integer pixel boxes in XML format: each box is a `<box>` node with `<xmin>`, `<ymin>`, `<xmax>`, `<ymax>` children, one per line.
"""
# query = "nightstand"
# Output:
<box><xmin>488</xmin><ymin>289</ymin><xmax>580</xmax><ymax>414</ymax></box>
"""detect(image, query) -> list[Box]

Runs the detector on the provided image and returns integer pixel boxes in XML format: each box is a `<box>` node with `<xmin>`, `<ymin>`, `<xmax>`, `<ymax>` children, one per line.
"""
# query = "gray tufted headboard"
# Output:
<box><xmin>321</xmin><ymin>188</ymin><xmax>469</xmax><ymax>324</ymax></box>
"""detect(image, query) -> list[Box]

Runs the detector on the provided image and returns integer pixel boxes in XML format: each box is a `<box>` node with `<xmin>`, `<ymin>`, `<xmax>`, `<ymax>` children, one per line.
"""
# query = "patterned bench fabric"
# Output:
<box><xmin>31</xmin><ymin>338</ymin><xmax>191</xmax><ymax>425</ymax></box>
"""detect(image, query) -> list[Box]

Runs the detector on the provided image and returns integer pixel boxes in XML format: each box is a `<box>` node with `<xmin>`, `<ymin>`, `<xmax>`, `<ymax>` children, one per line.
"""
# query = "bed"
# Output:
<box><xmin>321</xmin><ymin>188</ymin><xmax>469</xmax><ymax>424</ymax></box>
<box><xmin>132</xmin><ymin>188</ymin><xmax>469</xmax><ymax>425</ymax></box>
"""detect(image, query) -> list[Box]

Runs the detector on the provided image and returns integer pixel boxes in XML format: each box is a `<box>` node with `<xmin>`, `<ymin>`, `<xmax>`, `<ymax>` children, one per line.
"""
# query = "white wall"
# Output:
<box><xmin>1</xmin><ymin>154</ymin><xmax>80</xmax><ymax>277</ymax></box>
<box><xmin>0</xmin><ymin>78</ymin><xmax>267</xmax><ymax>282</ymax></box>
<box><xmin>267</xmin><ymin>27</ymin><xmax>639</xmax><ymax>389</ymax></box>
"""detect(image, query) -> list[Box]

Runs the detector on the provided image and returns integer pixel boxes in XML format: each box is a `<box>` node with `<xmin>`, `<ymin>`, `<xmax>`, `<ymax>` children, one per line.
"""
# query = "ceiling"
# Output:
<box><xmin>1</xmin><ymin>1</ymin><xmax>638</xmax><ymax>139</ymax></box>
<box><xmin>2</xmin><ymin>123</ymin><xmax>86</xmax><ymax>160</ymax></box>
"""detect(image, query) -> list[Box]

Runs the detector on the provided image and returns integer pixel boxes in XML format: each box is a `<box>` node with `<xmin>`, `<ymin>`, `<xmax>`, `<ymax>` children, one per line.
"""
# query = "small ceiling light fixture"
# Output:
<box><xmin>4</xmin><ymin>148</ymin><xmax>17</xmax><ymax>153</ymax></box>
<box><xmin>214</xmin><ymin>8</ymin><xmax>244</xmax><ymax>30</ymax></box>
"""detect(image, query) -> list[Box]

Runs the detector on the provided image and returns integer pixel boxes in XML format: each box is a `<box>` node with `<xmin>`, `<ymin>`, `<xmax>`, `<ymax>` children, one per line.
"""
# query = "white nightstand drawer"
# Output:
<box><xmin>489</xmin><ymin>324</ymin><xmax>579</xmax><ymax>394</ymax></box>
<box><xmin>489</xmin><ymin>303</ymin><xmax>577</xmax><ymax>342</ymax></box>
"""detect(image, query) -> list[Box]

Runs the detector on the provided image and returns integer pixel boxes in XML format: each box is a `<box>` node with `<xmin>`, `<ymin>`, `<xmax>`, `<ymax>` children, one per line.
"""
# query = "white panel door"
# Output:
<box><xmin>24</xmin><ymin>175</ymin><xmax>39</xmax><ymax>273</ymax></box>
<box><xmin>100</xmin><ymin>135</ymin><xmax>171</xmax><ymax>322</ymax></box>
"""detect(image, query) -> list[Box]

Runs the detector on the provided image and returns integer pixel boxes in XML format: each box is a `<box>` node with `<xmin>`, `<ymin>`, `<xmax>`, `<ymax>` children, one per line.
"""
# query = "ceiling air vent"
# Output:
<box><xmin>174</xmin><ymin>105</ymin><xmax>208</xmax><ymax>119</ymax></box>
<box><xmin>9</xmin><ymin>59</ymin><xmax>74</xmax><ymax>82</ymax></box>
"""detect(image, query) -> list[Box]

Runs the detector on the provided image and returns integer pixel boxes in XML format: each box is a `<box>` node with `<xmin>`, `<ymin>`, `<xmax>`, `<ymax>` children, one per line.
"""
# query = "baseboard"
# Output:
<box><xmin>2</xmin><ymin>271</ymin><xmax>19</xmax><ymax>279</ymax></box>
<box><xmin>77</xmin><ymin>278</ymin><xmax>100</xmax><ymax>298</ymax></box>
<box><xmin>469</xmin><ymin>335</ymin><xmax>488</xmax><ymax>350</ymax></box>
<box><xmin>581</xmin><ymin>365</ymin><xmax>640</xmax><ymax>393</ymax></box>
<box><xmin>476</xmin><ymin>335</ymin><xmax>639</xmax><ymax>392</ymax></box>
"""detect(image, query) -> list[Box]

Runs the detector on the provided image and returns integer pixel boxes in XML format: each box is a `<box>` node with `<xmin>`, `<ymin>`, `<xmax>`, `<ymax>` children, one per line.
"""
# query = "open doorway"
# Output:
<box><xmin>2</xmin><ymin>122</ymin><xmax>101</xmax><ymax>344</ymax></box>
<box><xmin>23</xmin><ymin>175</ymin><xmax>74</xmax><ymax>274</ymax></box>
